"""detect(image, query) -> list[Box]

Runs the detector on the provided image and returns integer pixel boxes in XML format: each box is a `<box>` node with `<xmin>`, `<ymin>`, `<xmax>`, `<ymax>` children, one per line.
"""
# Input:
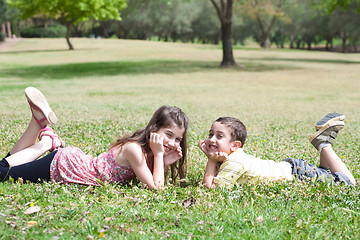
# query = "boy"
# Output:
<box><xmin>199</xmin><ymin>113</ymin><xmax>356</xmax><ymax>189</ymax></box>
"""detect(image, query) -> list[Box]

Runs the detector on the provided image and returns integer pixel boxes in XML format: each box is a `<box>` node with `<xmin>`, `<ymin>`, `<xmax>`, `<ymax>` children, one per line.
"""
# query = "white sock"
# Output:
<box><xmin>319</xmin><ymin>143</ymin><xmax>330</xmax><ymax>152</ymax></box>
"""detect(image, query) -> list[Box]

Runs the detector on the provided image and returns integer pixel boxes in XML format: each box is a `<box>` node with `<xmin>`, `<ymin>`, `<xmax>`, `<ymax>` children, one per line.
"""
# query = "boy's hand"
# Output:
<box><xmin>198</xmin><ymin>139</ymin><xmax>210</xmax><ymax>157</ymax></box>
<box><xmin>208</xmin><ymin>151</ymin><xmax>228</xmax><ymax>163</ymax></box>
<box><xmin>150</xmin><ymin>133</ymin><xmax>164</xmax><ymax>156</ymax></box>
<box><xmin>198</xmin><ymin>139</ymin><xmax>228</xmax><ymax>163</ymax></box>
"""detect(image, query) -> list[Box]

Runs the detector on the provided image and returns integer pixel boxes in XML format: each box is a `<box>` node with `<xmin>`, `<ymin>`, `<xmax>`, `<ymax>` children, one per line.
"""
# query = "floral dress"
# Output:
<box><xmin>50</xmin><ymin>146</ymin><xmax>136</xmax><ymax>186</ymax></box>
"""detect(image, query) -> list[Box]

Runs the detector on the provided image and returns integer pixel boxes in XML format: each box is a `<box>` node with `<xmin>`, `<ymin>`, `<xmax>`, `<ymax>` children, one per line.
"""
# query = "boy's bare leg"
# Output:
<box><xmin>310</xmin><ymin>114</ymin><xmax>355</xmax><ymax>185</ymax></box>
<box><xmin>320</xmin><ymin>145</ymin><xmax>355</xmax><ymax>185</ymax></box>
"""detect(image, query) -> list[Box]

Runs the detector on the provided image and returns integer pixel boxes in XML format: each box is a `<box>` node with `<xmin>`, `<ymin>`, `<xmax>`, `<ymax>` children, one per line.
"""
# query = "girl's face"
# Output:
<box><xmin>155</xmin><ymin>124</ymin><xmax>185</xmax><ymax>158</ymax></box>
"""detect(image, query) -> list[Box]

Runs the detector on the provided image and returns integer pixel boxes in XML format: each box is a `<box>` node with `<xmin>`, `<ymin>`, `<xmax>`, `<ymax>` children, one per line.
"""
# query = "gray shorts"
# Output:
<box><xmin>283</xmin><ymin>158</ymin><xmax>353</xmax><ymax>186</ymax></box>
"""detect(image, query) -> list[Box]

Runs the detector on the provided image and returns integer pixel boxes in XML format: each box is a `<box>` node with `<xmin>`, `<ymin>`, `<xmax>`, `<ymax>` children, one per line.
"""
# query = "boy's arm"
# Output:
<box><xmin>199</xmin><ymin>139</ymin><xmax>228</xmax><ymax>189</ymax></box>
<box><xmin>203</xmin><ymin>159</ymin><xmax>217</xmax><ymax>189</ymax></box>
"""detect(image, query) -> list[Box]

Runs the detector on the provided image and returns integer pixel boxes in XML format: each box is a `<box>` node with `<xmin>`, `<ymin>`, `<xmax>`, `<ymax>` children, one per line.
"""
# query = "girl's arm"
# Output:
<box><xmin>149</xmin><ymin>133</ymin><xmax>165</xmax><ymax>188</ymax></box>
<box><xmin>121</xmin><ymin>135</ymin><xmax>165</xmax><ymax>190</ymax></box>
<box><xmin>152</xmin><ymin>151</ymin><xmax>165</xmax><ymax>188</ymax></box>
<box><xmin>121</xmin><ymin>143</ymin><xmax>159</xmax><ymax>189</ymax></box>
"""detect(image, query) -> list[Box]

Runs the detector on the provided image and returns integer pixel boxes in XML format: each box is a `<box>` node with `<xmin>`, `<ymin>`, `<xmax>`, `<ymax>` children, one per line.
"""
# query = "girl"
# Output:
<box><xmin>0</xmin><ymin>87</ymin><xmax>189</xmax><ymax>190</ymax></box>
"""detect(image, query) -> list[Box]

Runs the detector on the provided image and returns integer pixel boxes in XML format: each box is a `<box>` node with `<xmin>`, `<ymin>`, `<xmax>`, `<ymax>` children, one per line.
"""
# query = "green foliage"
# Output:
<box><xmin>20</xmin><ymin>24</ymin><xmax>66</xmax><ymax>38</ymax></box>
<box><xmin>0</xmin><ymin>0</ymin><xmax>6</xmax><ymax>23</ymax></box>
<box><xmin>7</xmin><ymin>0</ymin><xmax>127</xmax><ymax>49</ymax></box>
<box><xmin>7</xmin><ymin>0</ymin><xmax>127</xmax><ymax>24</ymax></box>
<box><xmin>0</xmin><ymin>0</ymin><xmax>17</xmax><ymax>23</ymax></box>
<box><xmin>311</xmin><ymin>0</ymin><xmax>360</xmax><ymax>14</ymax></box>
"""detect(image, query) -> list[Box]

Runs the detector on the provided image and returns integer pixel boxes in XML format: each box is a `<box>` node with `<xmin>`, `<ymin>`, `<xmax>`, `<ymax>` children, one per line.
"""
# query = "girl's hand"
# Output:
<box><xmin>164</xmin><ymin>146</ymin><xmax>183</xmax><ymax>166</ymax></box>
<box><xmin>150</xmin><ymin>133</ymin><xmax>164</xmax><ymax>156</ymax></box>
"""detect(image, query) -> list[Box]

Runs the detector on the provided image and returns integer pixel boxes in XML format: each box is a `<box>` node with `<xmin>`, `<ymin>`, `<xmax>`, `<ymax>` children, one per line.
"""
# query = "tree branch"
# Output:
<box><xmin>211</xmin><ymin>0</ymin><xmax>225</xmax><ymax>25</ymax></box>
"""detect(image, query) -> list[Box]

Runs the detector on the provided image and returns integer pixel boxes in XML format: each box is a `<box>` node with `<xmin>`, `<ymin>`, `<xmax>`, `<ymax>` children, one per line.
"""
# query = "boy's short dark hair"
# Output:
<box><xmin>215</xmin><ymin>117</ymin><xmax>247</xmax><ymax>147</ymax></box>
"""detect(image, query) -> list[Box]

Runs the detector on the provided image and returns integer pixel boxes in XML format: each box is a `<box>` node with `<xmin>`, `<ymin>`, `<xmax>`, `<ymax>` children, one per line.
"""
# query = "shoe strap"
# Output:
<box><xmin>38</xmin><ymin>127</ymin><xmax>61</xmax><ymax>152</ymax></box>
<box><xmin>28</xmin><ymin>100</ymin><xmax>47</xmax><ymax>129</ymax></box>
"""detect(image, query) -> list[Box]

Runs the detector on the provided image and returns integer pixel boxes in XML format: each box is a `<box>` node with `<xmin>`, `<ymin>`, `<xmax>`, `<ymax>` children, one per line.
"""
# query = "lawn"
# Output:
<box><xmin>0</xmin><ymin>38</ymin><xmax>360</xmax><ymax>239</ymax></box>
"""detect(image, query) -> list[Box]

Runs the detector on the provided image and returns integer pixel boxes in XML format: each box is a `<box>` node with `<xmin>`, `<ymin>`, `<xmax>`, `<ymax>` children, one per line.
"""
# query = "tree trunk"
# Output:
<box><xmin>65</xmin><ymin>25</ymin><xmax>74</xmax><ymax>50</ymax></box>
<box><xmin>211</xmin><ymin>0</ymin><xmax>241</xmax><ymax>68</ymax></box>
<box><xmin>307</xmin><ymin>41</ymin><xmax>311</xmax><ymax>50</ymax></box>
<box><xmin>289</xmin><ymin>34</ymin><xmax>294</xmax><ymax>49</ymax></box>
<box><xmin>61</xmin><ymin>14</ymin><xmax>74</xmax><ymax>50</ymax></box>
<box><xmin>263</xmin><ymin>35</ymin><xmax>270</xmax><ymax>50</ymax></box>
<box><xmin>341</xmin><ymin>36</ymin><xmax>346</xmax><ymax>53</ymax></box>
<box><xmin>221</xmin><ymin>22</ymin><xmax>236</xmax><ymax>67</ymax></box>
<box><xmin>340</xmin><ymin>30</ymin><xmax>347</xmax><ymax>53</ymax></box>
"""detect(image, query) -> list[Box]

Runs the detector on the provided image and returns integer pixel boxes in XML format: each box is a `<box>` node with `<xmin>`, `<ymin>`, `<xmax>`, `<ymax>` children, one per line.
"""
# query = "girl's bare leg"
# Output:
<box><xmin>320</xmin><ymin>145</ymin><xmax>356</xmax><ymax>185</ymax></box>
<box><xmin>9</xmin><ymin>117</ymin><xmax>44</xmax><ymax>155</ymax></box>
<box><xmin>6</xmin><ymin>87</ymin><xmax>60</xmax><ymax>167</ymax></box>
<box><xmin>6</xmin><ymin>136</ymin><xmax>54</xmax><ymax>167</ymax></box>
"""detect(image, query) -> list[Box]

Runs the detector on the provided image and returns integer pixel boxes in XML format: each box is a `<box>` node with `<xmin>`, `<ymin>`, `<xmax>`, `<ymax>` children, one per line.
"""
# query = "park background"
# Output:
<box><xmin>1</xmin><ymin>0</ymin><xmax>360</xmax><ymax>239</ymax></box>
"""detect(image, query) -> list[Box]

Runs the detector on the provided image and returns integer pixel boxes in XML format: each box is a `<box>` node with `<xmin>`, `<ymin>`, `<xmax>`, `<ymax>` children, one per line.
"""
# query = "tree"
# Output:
<box><xmin>311</xmin><ymin>0</ymin><xmax>360</xmax><ymax>13</ymax></box>
<box><xmin>329</xmin><ymin>3</ymin><xmax>360</xmax><ymax>52</ymax></box>
<box><xmin>7</xmin><ymin>0</ymin><xmax>127</xmax><ymax>50</ymax></box>
<box><xmin>210</xmin><ymin>0</ymin><xmax>239</xmax><ymax>68</ymax></box>
<box><xmin>0</xmin><ymin>0</ymin><xmax>7</xmax><ymax>24</ymax></box>
<box><xmin>191</xmin><ymin>0</ymin><xmax>220</xmax><ymax>44</ymax></box>
<box><xmin>311</xmin><ymin>0</ymin><xmax>360</xmax><ymax>52</ymax></box>
<box><xmin>238</xmin><ymin>0</ymin><xmax>288</xmax><ymax>50</ymax></box>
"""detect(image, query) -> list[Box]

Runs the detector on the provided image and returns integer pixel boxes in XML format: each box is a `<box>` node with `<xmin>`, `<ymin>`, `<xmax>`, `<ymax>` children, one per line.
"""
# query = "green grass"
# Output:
<box><xmin>1</xmin><ymin>38</ymin><xmax>360</xmax><ymax>239</ymax></box>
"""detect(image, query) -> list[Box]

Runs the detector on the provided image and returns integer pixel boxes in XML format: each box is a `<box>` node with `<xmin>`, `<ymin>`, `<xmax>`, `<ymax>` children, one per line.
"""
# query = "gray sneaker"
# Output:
<box><xmin>310</xmin><ymin>121</ymin><xmax>345</xmax><ymax>150</ymax></box>
<box><xmin>315</xmin><ymin>113</ymin><xmax>345</xmax><ymax>130</ymax></box>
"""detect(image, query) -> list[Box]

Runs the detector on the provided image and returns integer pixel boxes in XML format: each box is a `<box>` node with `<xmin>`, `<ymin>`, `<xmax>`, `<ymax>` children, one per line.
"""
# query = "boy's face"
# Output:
<box><xmin>204</xmin><ymin>121</ymin><xmax>236</xmax><ymax>155</ymax></box>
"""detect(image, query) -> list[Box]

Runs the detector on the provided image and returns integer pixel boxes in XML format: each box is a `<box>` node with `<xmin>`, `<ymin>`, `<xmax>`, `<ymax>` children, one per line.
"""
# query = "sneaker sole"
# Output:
<box><xmin>25</xmin><ymin>87</ymin><xmax>58</xmax><ymax>125</ymax></box>
<box><xmin>315</xmin><ymin>113</ymin><xmax>345</xmax><ymax>130</ymax></box>
<box><xmin>310</xmin><ymin>121</ymin><xmax>344</xmax><ymax>143</ymax></box>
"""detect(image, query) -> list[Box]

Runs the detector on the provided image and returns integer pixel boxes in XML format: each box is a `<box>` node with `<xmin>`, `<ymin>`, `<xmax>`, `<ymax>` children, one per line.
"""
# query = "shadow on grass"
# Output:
<box><xmin>1</xmin><ymin>60</ymin><xmax>295</xmax><ymax>80</ymax></box>
<box><xmin>240</xmin><ymin>57</ymin><xmax>360</xmax><ymax>64</ymax></box>
<box><xmin>0</xmin><ymin>48</ymin><xmax>98</xmax><ymax>54</ymax></box>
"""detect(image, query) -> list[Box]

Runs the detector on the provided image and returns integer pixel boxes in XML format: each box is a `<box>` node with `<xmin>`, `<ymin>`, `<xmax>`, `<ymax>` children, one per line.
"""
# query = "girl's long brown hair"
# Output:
<box><xmin>110</xmin><ymin>106</ymin><xmax>189</xmax><ymax>186</ymax></box>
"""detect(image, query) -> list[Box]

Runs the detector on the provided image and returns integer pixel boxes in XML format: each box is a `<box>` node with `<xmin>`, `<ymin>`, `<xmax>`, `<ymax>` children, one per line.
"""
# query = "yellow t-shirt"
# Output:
<box><xmin>213</xmin><ymin>149</ymin><xmax>293</xmax><ymax>188</ymax></box>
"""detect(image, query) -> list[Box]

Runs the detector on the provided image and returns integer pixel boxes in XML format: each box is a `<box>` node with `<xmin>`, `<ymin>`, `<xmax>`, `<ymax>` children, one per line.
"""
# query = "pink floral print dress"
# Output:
<box><xmin>50</xmin><ymin>146</ymin><xmax>136</xmax><ymax>186</ymax></box>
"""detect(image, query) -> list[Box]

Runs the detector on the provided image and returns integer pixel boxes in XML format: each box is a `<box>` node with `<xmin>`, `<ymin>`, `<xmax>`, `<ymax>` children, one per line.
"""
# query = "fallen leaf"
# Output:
<box><xmin>255</xmin><ymin>216</ymin><xmax>263</xmax><ymax>224</ymax></box>
<box><xmin>296</xmin><ymin>219</ymin><xmax>303</xmax><ymax>228</ymax></box>
<box><xmin>182</xmin><ymin>197</ymin><xmax>196</xmax><ymax>208</ymax></box>
<box><xmin>27</xmin><ymin>221</ymin><xmax>37</xmax><ymax>227</ymax></box>
<box><xmin>85</xmin><ymin>235</ymin><xmax>94</xmax><ymax>240</ymax></box>
<box><xmin>5</xmin><ymin>220</ymin><xmax>16</xmax><ymax>228</ymax></box>
<box><xmin>98</xmin><ymin>232</ymin><xmax>105</xmax><ymax>238</ymax></box>
<box><xmin>24</xmin><ymin>206</ymin><xmax>41</xmax><ymax>215</ymax></box>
